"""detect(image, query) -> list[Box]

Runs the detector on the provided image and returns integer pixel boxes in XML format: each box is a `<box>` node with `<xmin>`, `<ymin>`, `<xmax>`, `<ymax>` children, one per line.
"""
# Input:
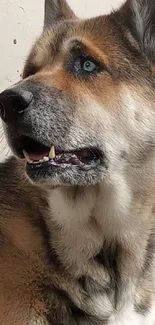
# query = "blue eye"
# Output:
<box><xmin>83</xmin><ymin>60</ymin><xmax>97</xmax><ymax>72</ymax></box>
<box><xmin>73</xmin><ymin>56</ymin><xmax>99</xmax><ymax>76</ymax></box>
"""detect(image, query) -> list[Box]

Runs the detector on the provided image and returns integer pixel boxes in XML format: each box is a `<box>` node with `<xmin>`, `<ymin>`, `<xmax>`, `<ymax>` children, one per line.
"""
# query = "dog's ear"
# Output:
<box><xmin>44</xmin><ymin>0</ymin><xmax>76</xmax><ymax>29</ymax></box>
<box><xmin>121</xmin><ymin>0</ymin><xmax>155</xmax><ymax>62</ymax></box>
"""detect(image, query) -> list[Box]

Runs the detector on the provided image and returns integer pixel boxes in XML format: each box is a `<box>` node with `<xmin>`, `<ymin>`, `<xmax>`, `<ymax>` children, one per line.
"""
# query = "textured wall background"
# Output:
<box><xmin>0</xmin><ymin>0</ymin><xmax>122</xmax><ymax>160</ymax></box>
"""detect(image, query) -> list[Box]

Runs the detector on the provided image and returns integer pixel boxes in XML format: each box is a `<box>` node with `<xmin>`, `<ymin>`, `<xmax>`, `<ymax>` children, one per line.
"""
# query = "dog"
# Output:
<box><xmin>0</xmin><ymin>0</ymin><xmax>155</xmax><ymax>324</ymax></box>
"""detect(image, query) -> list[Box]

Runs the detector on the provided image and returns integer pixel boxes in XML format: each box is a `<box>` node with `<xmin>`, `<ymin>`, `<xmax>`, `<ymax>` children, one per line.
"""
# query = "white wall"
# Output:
<box><xmin>0</xmin><ymin>0</ymin><xmax>122</xmax><ymax>160</ymax></box>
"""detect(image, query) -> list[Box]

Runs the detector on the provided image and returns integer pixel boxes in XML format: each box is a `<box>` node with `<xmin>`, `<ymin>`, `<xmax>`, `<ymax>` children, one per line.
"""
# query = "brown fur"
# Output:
<box><xmin>0</xmin><ymin>0</ymin><xmax>155</xmax><ymax>324</ymax></box>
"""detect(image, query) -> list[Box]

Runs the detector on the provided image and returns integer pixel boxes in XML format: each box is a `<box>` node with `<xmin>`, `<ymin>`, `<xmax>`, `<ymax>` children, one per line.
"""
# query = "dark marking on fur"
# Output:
<box><xmin>78</xmin><ymin>275</ymin><xmax>111</xmax><ymax>296</ymax></box>
<box><xmin>95</xmin><ymin>242</ymin><xmax>122</xmax><ymax>307</ymax></box>
<box><xmin>95</xmin><ymin>242</ymin><xmax>121</xmax><ymax>273</ymax></box>
<box><xmin>143</xmin><ymin>232</ymin><xmax>155</xmax><ymax>272</ymax></box>
<box><xmin>45</xmin><ymin>292</ymin><xmax>72</xmax><ymax>325</ymax></box>
<box><xmin>0</xmin><ymin>229</ymin><xmax>9</xmax><ymax>250</ymax></box>
<box><xmin>44</xmin><ymin>286</ymin><xmax>86</xmax><ymax>325</ymax></box>
<box><xmin>134</xmin><ymin>300</ymin><xmax>151</xmax><ymax>316</ymax></box>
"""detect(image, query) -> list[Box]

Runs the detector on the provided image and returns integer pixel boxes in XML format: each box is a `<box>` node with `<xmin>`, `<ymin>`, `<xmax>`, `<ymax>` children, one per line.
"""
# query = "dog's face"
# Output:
<box><xmin>1</xmin><ymin>0</ymin><xmax>155</xmax><ymax>187</ymax></box>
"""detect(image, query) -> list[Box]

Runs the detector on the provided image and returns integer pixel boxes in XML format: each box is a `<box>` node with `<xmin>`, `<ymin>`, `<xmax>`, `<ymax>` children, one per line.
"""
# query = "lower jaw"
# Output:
<box><xmin>26</xmin><ymin>160</ymin><xmax>102</xmax><ymax>186</ymax></box>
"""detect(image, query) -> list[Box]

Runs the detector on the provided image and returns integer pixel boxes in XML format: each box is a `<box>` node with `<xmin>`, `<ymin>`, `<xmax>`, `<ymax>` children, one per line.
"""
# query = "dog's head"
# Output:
<box><xmin>1</xmin><ymin>0</ymin><xmax>155</xmax><ymax>188</ymax></box>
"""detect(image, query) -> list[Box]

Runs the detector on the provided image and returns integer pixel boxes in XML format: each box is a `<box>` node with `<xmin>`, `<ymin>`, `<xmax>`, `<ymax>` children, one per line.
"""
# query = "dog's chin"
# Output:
<box><xmin>25</xmin><ymin>161</ymin><xmax>106</xmax><ymax>187</ymax></box>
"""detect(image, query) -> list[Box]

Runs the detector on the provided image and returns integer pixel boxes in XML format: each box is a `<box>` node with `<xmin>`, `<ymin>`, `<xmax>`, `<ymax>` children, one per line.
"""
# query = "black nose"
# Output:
<box><xmin>0</xmin><ymin>88</ymin><xmax>33</xmax><ymax>122</ymax></box>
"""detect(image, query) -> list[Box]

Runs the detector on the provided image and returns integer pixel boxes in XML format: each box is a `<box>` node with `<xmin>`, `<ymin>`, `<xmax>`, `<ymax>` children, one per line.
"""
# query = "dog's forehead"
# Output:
<box><xmin>43</xmin><ymin>16</ymin><xmax>120</xmax><ymax>50</ymax></box>
<box><xmin>29</xmin><ymin>15</ymin><xmax>122</xmax><ymax>63</ymax></box>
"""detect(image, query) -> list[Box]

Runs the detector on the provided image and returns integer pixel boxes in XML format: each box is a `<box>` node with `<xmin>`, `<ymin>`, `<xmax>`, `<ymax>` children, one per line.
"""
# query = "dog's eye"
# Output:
<box><xmin>73</xmin><ymin>56</ymin><xmax>100</xmax><ymax>76</ymax></box>
<box><xmin>83</xmin><ymin>60</ymin><xmax>97</xmax><ymax>72</ymax></box>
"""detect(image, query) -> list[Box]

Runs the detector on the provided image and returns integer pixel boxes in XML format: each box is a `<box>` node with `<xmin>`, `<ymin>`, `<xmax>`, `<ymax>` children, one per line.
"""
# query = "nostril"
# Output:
<box><xmin>16</xmin><ymin>91</ymin><xmax>34</xmax><ymax>113</ymax></box>
<box><xmin>0</xmin><ymin>89</ymin><xmax>34</xmax><ymax>123</ymax></box>
<box><xmin>0</xmin><ymin>87</ymin><xmax>34</xmax><ymax>124</ymax></box>
<box><xmin>12</xmin><ymin>91</ymin><xmax>34</xmax><ymax>114</ymax></box>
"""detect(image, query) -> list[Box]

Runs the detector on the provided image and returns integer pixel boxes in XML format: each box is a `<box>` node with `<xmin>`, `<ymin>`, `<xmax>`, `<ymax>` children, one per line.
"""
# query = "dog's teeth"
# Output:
<box><xmin>43</xmin><ymin>156</ymin><xmax>49</xmax><ymax>162</ymax></box>
<box><xmin>23</xmin><ymin>150</ymin><xmax>33</xmax><ymax>163</ymax></box>
<box><xmin>49</xmin><ymin>146</ymin><xmax>55</xmax><ymax>159</ymax></box>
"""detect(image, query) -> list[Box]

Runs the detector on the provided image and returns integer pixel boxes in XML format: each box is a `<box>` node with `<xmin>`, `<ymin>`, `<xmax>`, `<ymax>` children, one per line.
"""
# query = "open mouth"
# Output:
<box><xmin>19</xmin><ymin>136</ymin><xmax>102</xmax><ymax>171</ymax></box>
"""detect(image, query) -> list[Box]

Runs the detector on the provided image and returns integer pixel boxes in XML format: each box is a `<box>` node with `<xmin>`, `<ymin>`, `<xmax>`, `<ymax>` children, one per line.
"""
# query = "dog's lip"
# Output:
<box><xmin>11</xmin><ymin>135</ymin><xmax>103</xmax><ymax>171</ymax></box>
<box><xmin>26</xmin><ymin>152</ymin><xmax>102</xmax><ymax>172</ymax></box>
<box><xmin>13</xmin><ymin>135</ymin><xmax>101</xmax><ymax>158</ymax></box>
<box><xmin>24</xmin><ymin>146</ymin><xmax>102</xmax><ymax>170</ymax></box>
<box><xmin>11</xmin><ymin>135</ymin><xmax>103</xmax><ymax>170</ymax></box>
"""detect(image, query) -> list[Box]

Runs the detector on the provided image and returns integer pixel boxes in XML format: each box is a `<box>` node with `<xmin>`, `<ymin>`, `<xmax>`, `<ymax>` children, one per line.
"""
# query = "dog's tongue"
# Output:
<box><xmin>27</xmin><ymin>152</ymin><xmax>49</xmax><ymax>161</ymax></box>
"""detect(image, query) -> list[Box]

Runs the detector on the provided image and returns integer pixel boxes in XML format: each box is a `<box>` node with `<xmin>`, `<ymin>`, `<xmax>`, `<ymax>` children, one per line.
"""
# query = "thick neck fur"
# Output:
<box><xmin>45</xmin><ymin>164</ymin><xmax>155</xmax><ymax>322</ymax></box>
<box><xmin>47</xmin><ymin>161</ymin><xmax>155</xmax><ymax>277</ymax></box>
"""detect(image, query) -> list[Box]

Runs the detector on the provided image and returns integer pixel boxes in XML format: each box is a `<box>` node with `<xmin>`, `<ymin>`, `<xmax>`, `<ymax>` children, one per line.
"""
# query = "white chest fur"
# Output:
<box><xmin>47</xmin><ymin>186</ymin><xmax>105</xmax><ymax>273</ymax></box>
<box><xmin>108</xmin><ymin>304</ymin><xmax>155</xmax><ymax>325</ymax></box>
<box><xmin>47</xmin><ymin>185</ymin><xmax>155</xmax><ymax>324</ymax></box>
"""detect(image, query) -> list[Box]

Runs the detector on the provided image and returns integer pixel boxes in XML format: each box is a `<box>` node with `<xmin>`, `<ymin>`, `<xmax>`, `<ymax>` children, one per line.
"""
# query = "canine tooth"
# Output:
<box><xmin>49</xmin><ymin>146</ymin><xmax>55</xmax><ymax>159</ymax></box>
<box><xmin>23</xmin><ymin>150</ymin><xmax>32</xmax><ymax>163</ymax></box>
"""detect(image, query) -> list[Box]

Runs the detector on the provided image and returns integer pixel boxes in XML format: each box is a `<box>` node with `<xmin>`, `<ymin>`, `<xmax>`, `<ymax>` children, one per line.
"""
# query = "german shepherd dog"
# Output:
<box><xmin>0</xmin><ymin>0</ymin><xmax>155</xmax><ymax>324</ymax></box>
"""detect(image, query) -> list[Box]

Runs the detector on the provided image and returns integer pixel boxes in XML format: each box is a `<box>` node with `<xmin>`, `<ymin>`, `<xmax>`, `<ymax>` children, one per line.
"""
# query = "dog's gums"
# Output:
<box><xmin>23</xmin><ymin>141</ymin><xmax>102</xmax><ymax>171</ymax></box>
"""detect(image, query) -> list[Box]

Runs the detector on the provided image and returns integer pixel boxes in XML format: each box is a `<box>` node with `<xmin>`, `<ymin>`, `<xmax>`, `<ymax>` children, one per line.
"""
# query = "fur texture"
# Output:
<box><xmin>0</xmin><ymin>0</ymin><xmax>155</xmax><ymax>324</ymax></box>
